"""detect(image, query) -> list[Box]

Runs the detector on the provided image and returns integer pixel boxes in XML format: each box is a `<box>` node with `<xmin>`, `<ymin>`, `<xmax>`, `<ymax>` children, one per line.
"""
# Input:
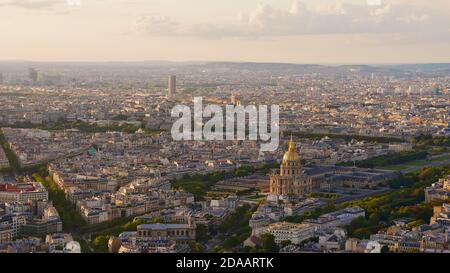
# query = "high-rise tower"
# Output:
<box><xmin>29</xmin><ymin>68</ymin><xmax>39</xmax><ymax>83</ymax></box>
<box><xmin>168</xmin><ymin>75</ymin><xmax>176</xmax><ymax>98</ymax></box>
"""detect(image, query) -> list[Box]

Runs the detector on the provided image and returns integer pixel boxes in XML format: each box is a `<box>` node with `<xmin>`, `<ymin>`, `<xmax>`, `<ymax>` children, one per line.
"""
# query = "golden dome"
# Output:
<box><xmin>282</xmin><ymin>137</ymin><xmax>299</xmax><ymax>162</ymax></box>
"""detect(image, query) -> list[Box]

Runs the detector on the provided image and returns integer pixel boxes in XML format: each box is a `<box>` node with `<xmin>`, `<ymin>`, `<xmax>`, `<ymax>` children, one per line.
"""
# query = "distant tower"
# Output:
<box><xmin>168</xmin><ymin>75</ymin><xmax>176</xmax><ymax>98</ymax></box>
<box><xmin>407</xmin><ymin>86</ymin><xmax>414</xmax><ymax>96</ymax></box>
<box><xmin>29</xmin><ymin>68</ymin><xmax>39</xmax><ymax>83</ymax></box>
<box><xmin>0</xmin><ymin>72</ymin><xmax>3</xmax><ymax>84</ymax></box>
<box><xmin>230</xmin><ymin>94</ymin><xmax>241</xmax><ymax>106</ymax></box>
<box><xmin>230</xmin><ymin>94</ymin><xmax>236</xmax><ymax>105</ymax></box>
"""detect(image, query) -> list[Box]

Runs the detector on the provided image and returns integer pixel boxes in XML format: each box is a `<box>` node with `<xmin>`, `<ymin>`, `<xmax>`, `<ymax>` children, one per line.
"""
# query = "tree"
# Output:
<box><xmin>212</xmin><ymin>246</ymin><xmax>223</xmax><ymax>253</ymax></box>
<box><xmin>260</xmin><ymin>234</ymin><xmax>279</xmax><ymax>253</ymax></box>
<box><xmin>91</xmin><ymin>235</ymin><xmax>109</xmax><ymax>253</ymax></box>
<box><xmin>241</xmin><ymin>246</ymin><xmax>253</xmax><ymax>253</ymax></box>
<box><xmin>280</xmin><ymin>240</ymin><xmax>291</xmax><ymax>248</ymax></box>
<box><xmin>381</xmin><ymin>245</ymin><xmax>390</xmax><ymax>253</ymax></box>
<box><xmin>223</xmin><ymin>235</ymin><xmax>241</xmax><ymax>249</ymax></box>
<box><xmin>418</xmin><ymin>167</ymin><xmax>441</xmax><ymax>182</ymax></box>
<box><xmin>196</xmin><ymin>224</ymin><xmax>211</xmax><ymax>242</ymax></box>
<box><xmin>189</xmin><ymin>242</ymin><xmax>203</xmax><ymax>253</ymax></box>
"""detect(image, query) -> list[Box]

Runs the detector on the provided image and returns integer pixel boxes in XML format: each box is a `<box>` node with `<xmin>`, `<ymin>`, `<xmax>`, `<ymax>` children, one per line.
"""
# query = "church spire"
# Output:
<box><xmin>288</xmin><ymin>134</ymin><xmax>295</xmax><ymax>151</ymax></box>
<box><xmin>282</xmin><ymin>135</ymin><xmax>299</xmax><ymax>162</ymax></box>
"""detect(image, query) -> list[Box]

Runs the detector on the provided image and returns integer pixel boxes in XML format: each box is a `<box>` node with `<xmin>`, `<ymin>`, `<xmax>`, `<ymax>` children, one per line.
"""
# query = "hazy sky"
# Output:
<box><xmin>1</xmin><ymin>0</ymin><xmax>450</xmax><ymax>63</ymax></box>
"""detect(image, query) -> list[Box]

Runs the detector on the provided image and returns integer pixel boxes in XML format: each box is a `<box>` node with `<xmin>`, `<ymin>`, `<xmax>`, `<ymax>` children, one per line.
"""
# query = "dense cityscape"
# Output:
<box><xmin>1</xmin><ymin>62</ymin><xmax>449</xmax><ymax>254</ymax></box>
<box><xmin>2</xmin><ymin>4</ymin><xmax>450</xmax><ymax>271</ymax></box>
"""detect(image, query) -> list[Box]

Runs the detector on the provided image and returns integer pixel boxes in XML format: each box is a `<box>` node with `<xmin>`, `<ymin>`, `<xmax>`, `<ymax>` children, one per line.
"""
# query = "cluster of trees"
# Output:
<box><xmin>216</xmin><ymin>204</ymin><xmax>255</xmax><ymax>251</ymax></box>
<box><xmin>90</xmin><ymin>235</ymin><xmax>110</xmax><ymax>253</ymax></box>
<box><xmin>236</xmin><ymin>187</ymin><xmax>258</xmax><ymax>197</ymax></box>
<box><xmin>1</xmin><ymin>120</ymin><xmax>162</xmax><ymax>135</ymax></box>
<box><xmin>73</xmin><ymin>235</ymin><xmax>92</xmax><ymax>253</ymax></box>
<box><xmin>345</xmin><ymin>201</ymin><xmax>437</xmax><ymax>240</ymax></box>
<box><xmin>289</xmin><ymin>131</ymin><xmax>403</xmax><ymax>143</ymax></box>
<box><xmin>242</xmin><ymin>234</ymin><xmax>280</xmax><ymax>253</ymax></box>
<box><xmin>414</xmin><ymin>135</ymin><xmax>450</xmax><ymax>148</ymax></box>
<box><xmin>32</xmin><ymin>173</ymin><xmax>87</xmax><ymax>231</ymax></box>
<box><xmin>189</xmin><ymin>241</ymin><xmax>204</xmax><ymax>253</ymax></box>
<box><xmin>172</xmin><ymin>162</ymin><xmax>279</xmax><ymax>201</ymax></box>
<box><xmin>343</xmin><ymin>165</ymin><xmax>450</xmax><ymax>239</ymax></box>
<box><xmin>80</xmin><ymin>215</ymin><xmax>143</xmax><ymax>235</ymax></box>
<box><xmin>0</xmin><ymin>128</ymin><xmax>20</xmax><ymax>172</ymax></box>
<box><xmin>0</xmin><ymin>135</ymin><xmax>49</xmax><ymax>175</ymax></box>
<box><xmin>227</xmin><ymin>162</ymin><xmax>279</xmax><ymax>178</ymax></box>
<box><xmin>51</xmin><ymin>120</ymin><xmax>140</xmax><ymax>134</ymax></box>
<box><xmin>195</xmin><ymin>224</ymin><xmax>211</xmax><ymax>243</ymax></box>
<box><xmin>339</xmin><ymin>150</ymin><xmax>428</xmax><ymax>168</ymax></box>
<box><xmin>89</xmin><ymin>219</ymin><xmax>144</xmax><ymax>253</ymax></box>
<box><xmin>111</xmin><ymin>114</ymin><xmax>129</xmax><ymax>121</ymax></box>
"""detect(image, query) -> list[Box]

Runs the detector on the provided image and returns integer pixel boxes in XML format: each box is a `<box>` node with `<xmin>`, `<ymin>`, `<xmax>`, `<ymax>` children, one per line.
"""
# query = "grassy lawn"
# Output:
<box><xmin>339</xmin><ymin>150</ymin><xmax>428</xmax><ymax>169</ymax></box>
<box><xmin>382</xmin><ymin>164</ymin><xmax>411</xmax><ymax>171</ymax></box>
<box><xmin>430</xmin><ymin>154</ymin><xmax>450</xmax><ymax>162</ymax></box>
<box><xmin>245</xmin><ymin>194</ymin><xmax>266</xmax><ymax>200</ymax></box>
<box><xmin>381</xmin><ymin>153</ymin><xmax>450</xmax><ymax>171</ymax></box>
<box><xmin>382</xmin><ymin>160</ymin><xmax>427</xmax><ymax>171</ymax></box>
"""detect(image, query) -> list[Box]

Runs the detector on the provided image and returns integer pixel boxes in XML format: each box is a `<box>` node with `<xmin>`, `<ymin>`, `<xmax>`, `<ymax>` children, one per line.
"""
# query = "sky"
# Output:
<box><xmin>1</xmin><ymin>0</ymin><xmax>450</xmax><ymax>63</ymax></box>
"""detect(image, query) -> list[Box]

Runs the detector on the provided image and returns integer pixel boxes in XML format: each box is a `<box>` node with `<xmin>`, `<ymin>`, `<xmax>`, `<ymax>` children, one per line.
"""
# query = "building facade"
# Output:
<box><xmin>425</xmin><ymin>176</ymin><xmax>450</xmax><ymax>203</ymax></box>
<box><xmin>264</xmin><ymin>222</ymin><xmax>315</xmax><ymax>245</ymax></box>
<box><xmin>0</xmin><ymin>183</ymin><xmax>48</xmax><ymax>203</ymax></box>
<box><xmin>269</xmin><ymin>138</ymin><xmax>313</xmax><ymax>196</ymax></box>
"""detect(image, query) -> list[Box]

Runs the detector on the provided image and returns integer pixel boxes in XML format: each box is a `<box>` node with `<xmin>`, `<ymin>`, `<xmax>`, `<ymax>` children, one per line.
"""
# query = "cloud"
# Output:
<box><xmin>133</xmin><ymin>0</ymin><xmax>449</xmax><ymax>39</ymax></box>
<box><xmin>134</xmin><ymin>15</ymin><xmax>180</xmax><ymax>36</ymax></box>
<box><xmin>366</xmin><ymin>0</ymin><xmax>382</xmax><ymax>6</ymax></box>
<box><xmin>0</xmin><ymin>0</ymin><xmax>62</xmax><ymax>9</ymax></box>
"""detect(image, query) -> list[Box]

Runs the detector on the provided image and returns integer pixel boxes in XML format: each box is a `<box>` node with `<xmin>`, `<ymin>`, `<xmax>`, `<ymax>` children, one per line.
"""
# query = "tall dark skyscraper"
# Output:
<box><xmin>28</xmin><ymin>68</ymin><xmax>39</xmax><ymax>83</ymax></box>
<box><xmin>168</xmin><ymin>75</ymin><xmax>176</xmax><ymax>98</ymax></box>
<box><xmin>0</xmin><ymin>73</ymin><xmax>3</xmax><ymax>84</ymax></box>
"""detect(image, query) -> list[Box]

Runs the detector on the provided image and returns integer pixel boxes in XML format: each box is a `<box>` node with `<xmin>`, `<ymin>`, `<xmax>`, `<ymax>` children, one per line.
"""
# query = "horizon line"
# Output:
<box><xmin>1</xmin><ymin>60</ymin><xmax>450</xmax><ymax>66</ymax></box>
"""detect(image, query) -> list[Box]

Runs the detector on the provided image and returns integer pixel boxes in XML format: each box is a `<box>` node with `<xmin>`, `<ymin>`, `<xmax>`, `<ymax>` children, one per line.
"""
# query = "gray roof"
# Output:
<box><xmin>137</xmin><ymin>223</ymin><xmax>191</xmax><ymax>230</ymax></box>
